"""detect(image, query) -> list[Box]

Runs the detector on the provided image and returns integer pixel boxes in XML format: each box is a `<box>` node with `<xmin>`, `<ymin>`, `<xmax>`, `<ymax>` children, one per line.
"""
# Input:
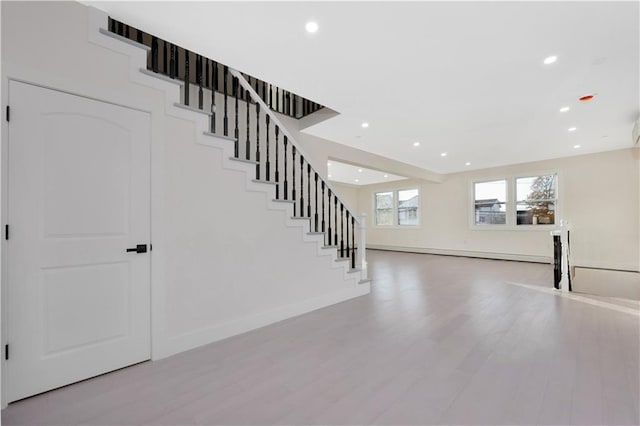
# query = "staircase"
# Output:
<box><xmin>98</xmin><ymin>17</ymin><xmax>370</xmax><ymax>287</ymax></box>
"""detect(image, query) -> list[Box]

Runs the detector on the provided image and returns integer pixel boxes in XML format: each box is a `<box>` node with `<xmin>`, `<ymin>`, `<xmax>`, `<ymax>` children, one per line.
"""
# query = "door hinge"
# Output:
<box><xmin>5</xmin><ymin>105</ymin><xmax>9</xmax><ymax>122</ymax></box>
<box><xmin>5</xmin><ymin>344</ymin><xmax>9</xmax><ymax>360</ymax></box>
<box><xmin>5</xmin><ymin>224</ymin><xmax>9</xmax><ymax>240</ymax></box>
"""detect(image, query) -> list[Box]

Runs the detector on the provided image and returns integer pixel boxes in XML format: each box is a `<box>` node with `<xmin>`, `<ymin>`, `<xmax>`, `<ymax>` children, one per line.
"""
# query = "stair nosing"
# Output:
<box><xmin>174</xmin><ymin>102</ymin><xmax>211</xmax><ymax>116</ymax></box>
<box><xmin>322</xmin><ymin>245</ymin><xmax>338</xmax><ymax>249</ymax></box>
<box><xmin>203</xmin><ymin>131</ymin><xmax>236</xmax><ymax>143</ymax></box>
<box><xmin>140</xmin><ymin>68</ymin><xmax>184</xmax><ymax>86</ymax></box>
<box><xmin>272</xmin><ymin>199</ymin><xmax>294</xmax><ymax>204</ymax></box>
<box><xmin>252</xmin><ymin>179</ymin><xmax>277</xmax><ymax>185</ymax></box>
<box><xmin>290</xmin><ymin>216</ymin><xmax>311</xmax><ymax>220</ymax></box>
<box><xmin>99</xmin><ymin>28</ymin><xmax>150</xmax><ymax>51</ymax></box>
<box><xmin>306</xmin><ymin>232</ymin><xmax>325</xmax><ymax>235</ymax></box>
<box><xmin>229</xmin><ymin>157</ymin><xmax>259</xmax><ymax>165</ymax></box>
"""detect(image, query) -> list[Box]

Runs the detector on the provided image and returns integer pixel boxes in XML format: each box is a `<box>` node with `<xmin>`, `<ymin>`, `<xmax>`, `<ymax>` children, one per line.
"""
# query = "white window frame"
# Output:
<box><xmin>374</xmin><ymin>187</ymin><xmax>421</xmax><ymax>228</ymax></box>
<box><xmin>470</xmin><ymin>171</ymin><xmax>559</xmax><ymax>231</ymax></box>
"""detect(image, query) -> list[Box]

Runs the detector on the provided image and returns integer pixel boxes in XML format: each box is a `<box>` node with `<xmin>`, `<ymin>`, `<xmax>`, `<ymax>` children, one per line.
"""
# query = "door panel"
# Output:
<box><xmin>7</xmin><ymin>82</ymin><xmax>151</xmax><ymax>403</ymax></box>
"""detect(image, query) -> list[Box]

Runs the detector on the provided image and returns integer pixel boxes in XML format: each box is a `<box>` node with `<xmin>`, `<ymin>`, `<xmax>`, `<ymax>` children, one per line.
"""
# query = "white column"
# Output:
<box><xmin>357</xmin><ymin>213</ymin><xmax>367</xmax><ymax>280</ymax></box>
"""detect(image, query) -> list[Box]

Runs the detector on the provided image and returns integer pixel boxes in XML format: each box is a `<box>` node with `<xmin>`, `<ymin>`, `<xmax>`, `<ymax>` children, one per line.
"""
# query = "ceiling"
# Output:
<box><xmin>87</xmin><ymin>1</ymin><xmax>639</xmax><ymax>174</ymax></box>
<box><xmin>327</xmin><ymin>161</ymin><xmax>407</xmax><ymax>186</ymax></box>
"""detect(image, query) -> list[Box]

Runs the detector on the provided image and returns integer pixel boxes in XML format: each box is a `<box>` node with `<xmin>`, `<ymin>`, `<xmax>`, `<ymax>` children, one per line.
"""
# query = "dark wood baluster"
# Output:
<box><xmin>124</xmin><ymin>25</ymin><xmax>129</xmax><ymax>39</ymax></box>
<box><xmin>205</xmin><ymin>59</ymin><xmax>209</xmax><ymax>89</ymax></box>
<box><xmin>175</xmin><ymin>47</ymin><xmax>179</xmax><ymax>79</ymax></box>
<box><xmin>223</xmin><ymin>66</ymin><xmax>229</xmax><ymax>136</ymax></box>
<box><xmin>117</xmin><ymin>21</ymin><xmax>123</xmax><ymax>36</ymax></box>
<box><xmin>292</xmin><ymin>146</ymin><xmax>296</xmax><ymax>212</ymax></box>
<box><xmin>327</xmin><ymin>188</ymin><xmax>332</xmax><ymax>246</ymax></box>
<box><xmin>334</xmin><ymin>195</ymin><xmax>338</xmax><ymax>246</ymax></box>
<box><xmin>163</xmin><ymin>41</ymin><xmax>168</xmax><ymax>74</ymax></box>
<box><xmin>110</xmin><ymin>18</ymin><xmax>116</xmax><ymax>33</ymax></box>
<box><xmin>286</xmin><ymin>92</ymin><xmax>290</xmax><ymax>116</ymax></box>
<box><xmin>299</xmin><ymin>156</ymin><xmax>305</xmax><ymax>217</ymax></box>
<box><xmin>303</xmin><ymin>99</ymin><xmax>307</xmax><ymax>117</ymax></box>
<box><xmin>261</xmin><ymin>81</ymin><xmax>266</xmax><ymax>102</ymax></box>
<box><xmin>137</xmin><ymin>28</ymin><xmax>143</xmax><ymax>44</ymax></box>
<box><xmin>210</xmin><ymin>61</ymin><xmax>217</xmax><ymax>134</ymax></box>
<box><xmin>346</xmin><ymin>210</ymin><xmax>351</xmax><ymax>262</ymax></box>
<box><xmin>265</xmin><ymin>115</ymin><xmax>271</xmax><ymax>182</ymax></box>
<box><xmin>269</xmin><ymin>84</ymin><xmax>273</xmax><ymax>109</ymax></box>
<box><xmin>255</xmin><ymin>103</ymin><xmax>260</xmax><ymax>180</ymax></box>
<box><xmin>307</xmin><ymin>164</ymin><xmax>311</xmax><ymax>218</ymax></box>
<box><xmin>245</xmin><ymin>88</ymin><xmax>251</xmax><ymax>161</ymax></box>
<box><xmin>351</xmin><ymin>216</ymin><xmax>356</xmax><ymax>269</ymax></box>
<box><xmin>293</xmin><ymin>95</ymin><xmax>298</xmax><ymax>118</ymax></box>
<box><xmin>196</xmin><ymin>55</ymin><xmax>203</xmax><ymax>109</ymax></box>
<box><xmin>282</xmin><ymin>133</ymin><xmax>288</xmax><ymax>200</ymax></box>
<box><xmin>321</xmin><ymin>181</ymin><xmax>326</xmax><ymax>234</ymax></box>
<box><xmin>184</xmin><ymin>50</ymin><xmax>190</xmax><ymax>106</ymax></box>
<box><xmin>233</xmin><ymin>76</ymin><xmax>239</xmax><ymax>156</ymax></box>
<box><xmin>340</xmin><ymin>203</ymin><xmax>345</xmax><ymax>258</ymax></box>
<box><xmin>151</xmin><ymin>37</ymin><xmax>158</xmax><ymax>72</ymax></box>
<box><xmin>314</xmin><ymin>173</ymin><xmax>319</xmax><ymax>232</ymax></box>
<box><xmin>169</xmin><ymin>44</ymin><xmax>175</xmax><ymax>79</ymax></box>
<box><xmin>276</xmin><ymin>87</ymin><xmax>280</xmax><ymax>112</ymax></box>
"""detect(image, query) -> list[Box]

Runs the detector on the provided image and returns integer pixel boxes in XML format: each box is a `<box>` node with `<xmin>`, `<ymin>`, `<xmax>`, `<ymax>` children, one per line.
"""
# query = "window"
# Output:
<box><xmin>474</xmin><ymin>180</ymin><xmax>507</xmax><ymax>225</ymax></box>
<box><xmin>516</xmin><ymin>175</ymin><xmax>557</xmax><ymax>225</ymax></box>
<box><xmin>375</xmin><ymin>192</ymin><xmax>394</xmax><ymax>226</ymax></box>
<box><xmin>471</xmin><ymin>173</ymin><xmax>558</xmax><ymax>228</ymax></box>
<box><xmin>398</xmin><ymin>189</ymin><xmax>419</xmax><ymax>225</ymax></box>
<box><xmin>375</xmin><ymin>189</ymin><xmax>420</xmax><ymax>226</ymax></box>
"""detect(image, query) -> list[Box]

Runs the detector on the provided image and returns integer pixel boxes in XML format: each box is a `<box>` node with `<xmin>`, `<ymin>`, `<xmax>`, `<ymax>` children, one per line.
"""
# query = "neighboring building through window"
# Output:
<box><xmin>474</xmin><ymin>180</ymin><xmax>507</xmax><ymax>225</ymax></box>
<box><xmin>375</xmin><ymin>188</ymin><xmax>420</xmax><ymax>226</ymax></box>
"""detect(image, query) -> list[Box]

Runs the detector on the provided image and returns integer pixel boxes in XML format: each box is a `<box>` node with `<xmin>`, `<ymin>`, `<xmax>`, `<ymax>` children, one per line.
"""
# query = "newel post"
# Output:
<box><xmin>357</xmin><ymin>213</ymin><xmax>368</xmax><ymax>280</ymax></box>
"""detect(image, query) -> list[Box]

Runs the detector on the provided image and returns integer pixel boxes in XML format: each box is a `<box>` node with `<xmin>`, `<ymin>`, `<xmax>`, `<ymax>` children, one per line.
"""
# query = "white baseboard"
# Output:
<box><xmin>157</xmin><ymin>284</ymin><xmax>370</xmax><ymax>360</ymax></box>
<box><xmin>367</xmin><ymin>244</ymin><xmax>551</xmax><ymax>264</ymax></box>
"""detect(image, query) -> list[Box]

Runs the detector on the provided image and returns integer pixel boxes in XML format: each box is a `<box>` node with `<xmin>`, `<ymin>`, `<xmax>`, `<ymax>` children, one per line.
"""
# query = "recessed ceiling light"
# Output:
<box><xmin>327</xmin><ymin>162</ymin><xmax>331</xmax><ymax>166</ymax></box>
<box><xmin>440</xmin><ymin>152</ymin><xmax>448</xmax><ymax>157</ymax></box>
<box><xmin>383</xmin><ymin>174</ymin><xmax>388</xmax><ymax>178</ymax></box>
<box><xmin>465</xmin><ymin>162</ymin><xmax>471</xmax><ymax>166</ymax></box>
<box><xmin>543</xmin><ymin>55</ymin><xmax>558</xmax><ymax>65</ymax></box>
<box><xmin>573</xmin><ymin>144</ymin><xmax>581</xmax><ymax>149</ymax></box>
<box><xmin>560</xmin><ymin>106</ymin><xmax>570</xmax><ymax>112</ymax></box>
<box><xmin>568</xmin><ymin>127</ymin><xmax>577</xmax><ymax>132</ymax></box>
<box><xmin>355</xmin><ymin>179</ymin><xmax>359</xmax><ymax>183</ymax></box>
<box><xmin>305</xmin><ymin>22</ymin><xmax>318</xmax><ymax>33</ymax></box>
<box><xmin>328</xmin><ymin>174</ymin><xmax>332</xmax><ymax>178</ymax></box>
<box><xmin>413</xmin><ymin>142</ymin><xmax>420</xmax><ymax>147</ymax></box>
<box><xmin>357</xmin><ymin>168</ymin><xmax>363</xmax><ymax>173</ymax></box>
<box><xmin>361</xmin><ymin>122</ymin><xmax>369</xmax><ymax>128</ymax></box>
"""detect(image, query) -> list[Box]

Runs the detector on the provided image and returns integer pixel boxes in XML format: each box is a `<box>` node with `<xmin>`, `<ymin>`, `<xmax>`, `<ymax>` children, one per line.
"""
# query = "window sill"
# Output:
<box><xmin>471</xmin><ymin>224</ymin><xmax>559</xmax><ymax>232</ymax></box>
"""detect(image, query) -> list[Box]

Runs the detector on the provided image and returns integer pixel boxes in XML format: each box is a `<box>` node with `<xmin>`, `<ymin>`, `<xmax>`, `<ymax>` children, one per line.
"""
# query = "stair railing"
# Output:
<box><xmin>231</xmin><ymin>69</ymin><xmax>366</xmax><ymax>275</ymax></box>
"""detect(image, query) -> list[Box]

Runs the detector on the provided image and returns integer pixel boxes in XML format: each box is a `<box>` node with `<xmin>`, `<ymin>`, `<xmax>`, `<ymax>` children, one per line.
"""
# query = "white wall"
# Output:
<box><xmin>356</xmin><ymin>149</ymin><xmax>639</xmax><ymax>271</ymax></box>
<box><xmin>1</xmin><ymin>0</ymin><xmax>366</xmax><ymax>383</ymax></box>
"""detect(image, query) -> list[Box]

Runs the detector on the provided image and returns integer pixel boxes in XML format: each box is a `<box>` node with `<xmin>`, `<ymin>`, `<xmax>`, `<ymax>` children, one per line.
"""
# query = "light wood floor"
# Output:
<box><xmin>3</xmin><ymin>250</ymin><xmax>639</xmax><ymax>425</ymax></box>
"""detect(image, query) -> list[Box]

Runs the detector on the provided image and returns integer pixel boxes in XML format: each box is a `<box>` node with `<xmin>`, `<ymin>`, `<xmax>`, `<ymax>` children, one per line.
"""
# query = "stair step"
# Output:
<box><xmin>272</xmin><ymin>199</ymin><xmax>294</xmax><ymax>204</ymax></box>
<box><xmin>140</xmin><ymin>68</ymin><xmax>183</xmax><ymax>85</ymax></box>
<box><xmin>174</xmin><ymin>102</ymin><xmax>211</xmax><ymax>116</ymax></box>
<box><xmin>335</xmin><ymin>257</ymin><xmax>350</xmax><ymax>262</ymax></box>
<box><xmin>347</xmin><ymin>268</ymin><xmax>362</xmax><ymax>274</ymax></box>
<box><xmin>252</xmin><ymin>179</ymin><xmax>276</xmax><ymax>186</ymax></box>
<box><xmin>229</xmin><ymin>157</ymin><xmax>259</xmax><ymax>165</ymax></box>
<box><xmin>359</xmin><ymin>278</ymin><xmax>372</xmax><ymax>285</ymax></box>
<box><xmin>290</xmin><ymin>216</ymin><xmax>311</xmax><ymax>220</ymax></box>
<box><xmin>203</xmin><ymin>131</ymin><xmax>236</xmax><ymax>143</ymax></box>
<box><xmin>99</xmin><ymin>28</ymin><xmax>150</xmax><ymax>51</ymax></box>
<box><xmin>307</xmin><ymin>232</ymin><xmax>325</xmax><ymax>236</ymax></box>
<box><xmin>322</xmin><ymin>245</ymin><xmax>338</xmax><ymax>249</ymax></box>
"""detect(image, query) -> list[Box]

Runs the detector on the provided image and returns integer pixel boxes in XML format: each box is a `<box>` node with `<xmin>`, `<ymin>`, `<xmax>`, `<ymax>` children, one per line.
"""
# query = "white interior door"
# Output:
<box><xmin>6</xmin><ymin>81</ymin><xmax>151</xmax><ymax>403</ymax></box>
